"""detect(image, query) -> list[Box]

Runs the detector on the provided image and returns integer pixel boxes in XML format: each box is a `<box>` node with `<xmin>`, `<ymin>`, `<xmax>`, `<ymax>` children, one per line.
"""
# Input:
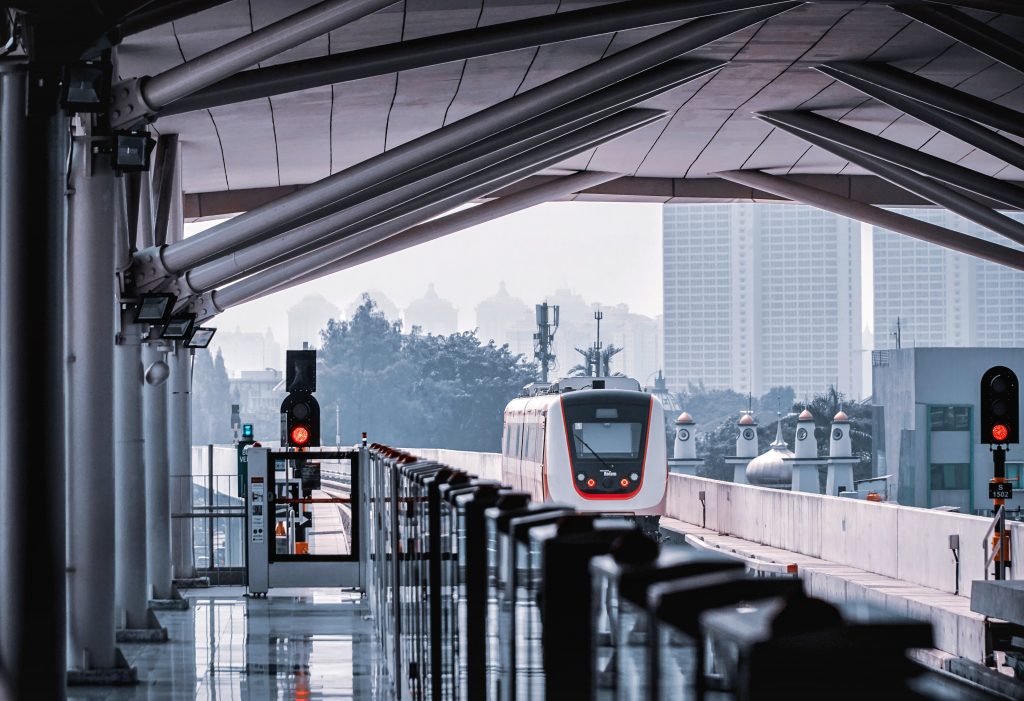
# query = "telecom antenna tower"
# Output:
<box><xmin>534</xmin><ymin>302</ymin><xmax>559</xmax><ymax>383</ymax></box>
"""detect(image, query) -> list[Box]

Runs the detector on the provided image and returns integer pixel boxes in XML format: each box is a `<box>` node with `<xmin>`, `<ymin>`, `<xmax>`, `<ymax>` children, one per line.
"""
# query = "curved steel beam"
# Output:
<box><xmin>186</xmin><ymin>108</ymin><xmax>666</xmax><ymax>296</ymax></box>
<box><xmin>758</xmin><ymin>110</ymin><xmax>1024</xmax><ymax>210</ymax></box>
<box><xmin>225</xmin><ymin>171</ymin><xmax>621</xmax><ymax>309</ymax></box>
<box><xmin>759</xmin><ymin>113</ymin><xmax>1024</xmax><ymax>246</ymax></box>
<box><xmin>135</xmin><ymin>3</ymin><xmax>795</xmax><ymax>287</ymax></box>
<box><xmin>715</xmin><ymin>169</ymin><xmax>1024</xmax><ymax>271</ymax></box>
<box><xmin>158</xmin><ymin>0</ymin><xmax>793</xmax><ymax>117</ymax></box>
<box><xmin>815</xmin><ymin>64</ymin><xmax>1024</xmax><ymax>173</ymax></box>
<box><xmin>195</xmin><ymin>114</ymin><xmax>663</xmax><ymax>318</ymax></box>
<box><xmin>111</xmin><ymin>0</ymin><xmax>399</xmax><ymax>128</ymax></box>
<box><xmin>896</xmin><ymin>4</ymin><xmax>1024</xmax><ymax>76</ymax></box>
<box><xmin>822</xmin><ymin>62</ymin><xmax>1024</xmax><ymax>141</ymax></box>
<box><xmin>179</xmin><ymin>61</ymin><xmax>722</xmax><ymax>292</ymax></box>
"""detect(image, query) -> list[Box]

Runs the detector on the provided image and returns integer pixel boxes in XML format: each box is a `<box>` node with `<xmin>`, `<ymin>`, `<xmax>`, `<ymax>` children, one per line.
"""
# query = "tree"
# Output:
<box><xmin>569</xmin><ymin>344</ymin><xmax>624</xmax><ymax>377</ymax></box>
<box><xmin>318</xmin><ymin>295</ymin><xmax>537</xmax><ymax>451</ymax></box>
<box><xmin>694</xmin><ymin>386</ymin><xmax>872</xmax><ymax>484</ymax></box>
<box><xmin>192</xmin><ymin>348</ymin><xmax>234</xmax><ymax>444</ymax></box>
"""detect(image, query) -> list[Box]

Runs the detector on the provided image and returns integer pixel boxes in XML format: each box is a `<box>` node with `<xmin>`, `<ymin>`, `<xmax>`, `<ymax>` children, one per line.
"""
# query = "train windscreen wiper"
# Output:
<box><xmin>573</xmin><ymin>433</ymin><xmax>613</xmax><ymax>470</ymax></box>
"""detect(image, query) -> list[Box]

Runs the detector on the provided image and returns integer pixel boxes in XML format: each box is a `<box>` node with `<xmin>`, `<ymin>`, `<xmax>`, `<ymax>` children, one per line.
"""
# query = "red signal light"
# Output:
<box><xmin>291</xmin><ymin>425</ymin><xmax>310</xmax><ymax>446</ymax></box>
<box><xmin>620</xmin><ymin>478</ymin><xmax>629</xmax><ymax>487</ymax></box>
<box><xmin>586</xmin><ymin>478</ymin><xmax>596</xmax><ymax>488</ymax></box>
<box><xmin>993</xmin><ymin>424</ymin><xmax>1010</xmax><ymax>442</ymax></box>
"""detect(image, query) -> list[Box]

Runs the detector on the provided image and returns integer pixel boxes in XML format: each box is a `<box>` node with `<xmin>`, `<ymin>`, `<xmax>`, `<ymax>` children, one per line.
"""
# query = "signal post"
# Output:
<box><xmin>981</xmin><ymin>366</ymin><xmax>1019</xmax><ymax>580</ymax></box>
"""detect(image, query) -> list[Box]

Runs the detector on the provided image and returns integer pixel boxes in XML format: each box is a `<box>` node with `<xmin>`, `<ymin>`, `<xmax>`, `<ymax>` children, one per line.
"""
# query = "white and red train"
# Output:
<box><xmin>500</xmin><ymin>378</ymin><xmax>667</xmax><ymax>516</ymax></box>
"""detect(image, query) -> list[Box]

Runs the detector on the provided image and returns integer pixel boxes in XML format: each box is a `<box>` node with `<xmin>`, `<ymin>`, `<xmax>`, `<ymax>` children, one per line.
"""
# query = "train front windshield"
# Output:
<box><xmin>561</xmin><ymin>391</ymin><xmax>651</xmax><ymax>497</ymax></box>
<box><xmin>570</xmin><ymin>416</ymin><xmax>643</xmax><ymax>460</ymax></box>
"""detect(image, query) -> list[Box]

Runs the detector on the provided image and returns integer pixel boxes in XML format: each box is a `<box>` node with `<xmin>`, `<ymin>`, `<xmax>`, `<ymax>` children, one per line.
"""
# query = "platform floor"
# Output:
<box><xmin>68</xmin><ymin>587</ymin><xmax>394</xmax><ymax>701</ymax></box>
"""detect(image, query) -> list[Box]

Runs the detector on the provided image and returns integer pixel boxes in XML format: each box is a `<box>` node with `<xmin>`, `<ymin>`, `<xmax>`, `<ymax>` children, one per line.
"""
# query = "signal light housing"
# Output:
<box><xmin>981</xmin><ymin>366</ymin><xmax>1019</xmax><ymax>445</ymax></box>
<box><xmin>281</xmin><ymin>392</ymin><xmax>320</xmax><ymax>448</ymax></box>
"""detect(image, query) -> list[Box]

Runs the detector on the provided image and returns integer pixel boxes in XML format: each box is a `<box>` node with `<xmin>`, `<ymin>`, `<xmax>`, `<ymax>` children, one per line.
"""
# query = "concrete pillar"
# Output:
<box><xmin>0</xmin><ymin>61</ymin><xmax>67</xmax><ymax>698</ymax></box>
<box><xmin>114</xmin><ymin>309</ymin><xmax>150</xmax><ymax>629</ymax></box>
<box><xmin>144</xmin><ymin>342</ymin><xmax>173</xmax><ymax>599</ymax></box>
<box><xmin>169</xmin><ymin>343</ymin><xmax>195</xmax><ymax>579</ymax></box>
<box><xmin>65</xmin><ymin>137</ymin><xmax>117</xmax><ymax>670</ymax></box>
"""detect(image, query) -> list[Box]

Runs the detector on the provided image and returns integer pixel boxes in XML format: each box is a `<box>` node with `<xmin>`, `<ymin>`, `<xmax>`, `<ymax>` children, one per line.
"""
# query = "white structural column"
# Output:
<box><xmin>114</xmin><ymin>309</ymin><xmax>150</xmax><ymax>629</ymax></box>
<box><xmin>144</xmin><ymin>341</ymin><xmax>173</xmax><ymax>599</ymax></box>
<box><xmin>168</xmin><ymin>343</ymin><xmax>194</xmax><ymax>579</ymax></box>
<box><xmin>65</xmin><ymin>137</ymin><xmax>118</xmax><ymax>670</ymax></box>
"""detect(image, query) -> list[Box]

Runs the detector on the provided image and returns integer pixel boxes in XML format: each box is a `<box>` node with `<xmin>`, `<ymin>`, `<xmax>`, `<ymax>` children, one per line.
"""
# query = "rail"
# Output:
<box><xmin>983</xmin><ymin>504</ymin><xmax>1006</xmax><ymax>581</ymax></box>
<box><xmin>361</xmin><ymin>443</ymin><xmax>990</xmax><ymax>701</ymax></box>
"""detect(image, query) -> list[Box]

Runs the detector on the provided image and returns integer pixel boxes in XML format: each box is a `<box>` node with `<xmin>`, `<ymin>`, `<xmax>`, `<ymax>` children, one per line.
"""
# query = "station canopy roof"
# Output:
<box><xmin>108</xmin><ymin>1</ymin><xmax>1024</xmax><ymax>215</ymax></box>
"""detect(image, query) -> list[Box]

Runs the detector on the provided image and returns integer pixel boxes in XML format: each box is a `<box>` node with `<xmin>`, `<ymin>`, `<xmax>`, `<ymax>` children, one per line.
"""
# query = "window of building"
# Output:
<box><xmin>930</xmin><ymin>463</ymin><xmax>970</xmax><ymax>491</ymax></box>
<box><xmin>929</xmin><ymin>406</ymin><xmax>970</xmax><ymax>431</ymax></box>
<box><xmin>1007</xmin><ymin>463</ymin><xmax>1023</xmax><ymax>490</ymax></box>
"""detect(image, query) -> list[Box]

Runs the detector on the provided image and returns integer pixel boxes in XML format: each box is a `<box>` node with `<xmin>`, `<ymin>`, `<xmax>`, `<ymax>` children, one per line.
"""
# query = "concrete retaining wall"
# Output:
<box><xmin>405</xmin><ymin>448</ymin><xmax>503</xmax><ymax>482</ymax></box>
<box><xmin>667</xmin><ymin>472</ymin><xmax>1018</xmax><ymax>599</ymax></box>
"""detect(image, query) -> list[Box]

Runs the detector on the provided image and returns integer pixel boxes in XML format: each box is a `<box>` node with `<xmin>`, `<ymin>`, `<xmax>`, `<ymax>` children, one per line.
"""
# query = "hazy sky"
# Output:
<box><xmin>186</xmin><ymin>201</ymin><xmax>665</xmax><ymax>345</ymax></box>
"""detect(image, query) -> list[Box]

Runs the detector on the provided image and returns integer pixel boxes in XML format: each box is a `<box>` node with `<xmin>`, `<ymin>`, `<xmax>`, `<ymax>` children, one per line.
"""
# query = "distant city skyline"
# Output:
<box><xmin>189</xmin><ymin>200</ymin><xmax>664</xmax><ymax>355</ymax></box>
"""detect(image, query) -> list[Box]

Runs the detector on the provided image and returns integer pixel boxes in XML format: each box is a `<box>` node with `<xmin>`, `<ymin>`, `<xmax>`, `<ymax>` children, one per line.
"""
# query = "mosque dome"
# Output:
<box><xmin>739</xmin><ymin>413</ymin><xmax>756</xmax><ymax>426</ymax></box>
<box><xmin>833</xmin><ymin>410</ymin><xmax>849</xmax><ymax>423</ymax></box>
<box><xmin>746</xmin><ymin>419</ymin><xmax>794</xmax><ymax>487</ymax></box>
<box><xmin>798</xmin><ymin>408</ymin><xmax>813</xmax><ymax>421</ymax></box>
<box><xmin>676</xmin><ymin>412</ymin><xmax>694</xmax><ymax>425</ymax></box>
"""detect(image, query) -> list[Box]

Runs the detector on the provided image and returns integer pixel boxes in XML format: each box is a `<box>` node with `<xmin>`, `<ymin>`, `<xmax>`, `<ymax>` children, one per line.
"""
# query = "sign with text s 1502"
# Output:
<box><xmin>990</xmin><ymin>482</ymin><xmax>1013</xmax><ymax>500</ymax></box>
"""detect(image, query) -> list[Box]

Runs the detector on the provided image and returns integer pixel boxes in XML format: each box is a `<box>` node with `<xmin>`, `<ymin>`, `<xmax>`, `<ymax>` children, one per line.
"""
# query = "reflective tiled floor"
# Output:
<box><xmin>68</xmin><ymin>587</ymin><xmax>395</xmax><ymax>701</ymax></box>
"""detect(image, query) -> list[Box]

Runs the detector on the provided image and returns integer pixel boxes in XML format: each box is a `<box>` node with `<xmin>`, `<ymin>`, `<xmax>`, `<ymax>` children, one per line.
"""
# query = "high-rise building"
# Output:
<box><xmin>287</xmin><ymin>294</ymin><xmax>340</xmax><ymax>350</ymax></box>
<box><xmin>474</xmin><ymin>282</ymin><xmax>534</xmax><ymax>358</ymax></box>
<box><xmin>211</xmin><ymin>326</ymin><xmax>282</xmax><ymax>374</ymax></box>
<box><xmin>873</xmin><ymin>209</ymin><xmax>1024</xmax><ymax>349</ymax></box>
<box><xmin>662</xmin><ymin>204</ymin><xmax>863</xmax><ymax>399</ymax></box>
<box><xmin>405</xmin><ymin>284</ymin><xmax>458</xmax><ymax>336</ymax></box>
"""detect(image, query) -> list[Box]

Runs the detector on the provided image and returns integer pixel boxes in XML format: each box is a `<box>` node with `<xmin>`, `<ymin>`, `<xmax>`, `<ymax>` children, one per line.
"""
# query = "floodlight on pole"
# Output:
<box><xmin>185</xmin><ymin>327</ymin><xmax>216</xmax><ymax>349</ymax></box>
<box><xmin>134</xmin><ymin>293</ymin><xmax>176</xmax><ymax>324</ymax></box>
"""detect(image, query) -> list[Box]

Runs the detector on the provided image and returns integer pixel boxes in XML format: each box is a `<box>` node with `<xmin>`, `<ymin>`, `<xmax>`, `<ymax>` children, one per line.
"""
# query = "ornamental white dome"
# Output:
<box><xmin>746</xmin><ymin>418</ymin><xmax>794</xmax><ymax>487</ymax></box>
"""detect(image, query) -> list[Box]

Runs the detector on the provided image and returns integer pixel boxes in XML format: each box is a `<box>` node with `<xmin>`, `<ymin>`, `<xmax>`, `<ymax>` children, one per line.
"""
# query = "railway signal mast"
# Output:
<box><xmin>981</xmin><ymin>365</ymin><xmax>1019</xmax><ymax>580</ymax></box>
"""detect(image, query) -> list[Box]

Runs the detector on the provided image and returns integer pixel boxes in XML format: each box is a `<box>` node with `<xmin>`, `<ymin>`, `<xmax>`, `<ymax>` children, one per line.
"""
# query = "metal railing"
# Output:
<box><xmin>983</xmin><ymin>504</ymin><xmax>1008</xmax><ymax>581</ymax></box>
<box><xmin>362</xmin><ymin>443</ymin><xmax>969</xmax><ymax>701</ymax></box>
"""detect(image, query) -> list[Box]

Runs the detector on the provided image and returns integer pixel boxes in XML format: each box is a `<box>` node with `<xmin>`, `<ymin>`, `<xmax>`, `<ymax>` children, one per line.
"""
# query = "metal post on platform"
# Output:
<box><xmin>0</xmin><ymin>59</ymin><xmax>67</xmax><ymax>699</ymax></box>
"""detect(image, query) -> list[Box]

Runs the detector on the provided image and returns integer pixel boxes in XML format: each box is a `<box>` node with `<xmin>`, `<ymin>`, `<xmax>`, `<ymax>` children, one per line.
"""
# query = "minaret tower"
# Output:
<box><xmin>725</xmin><ymin>412</ymin><xmax>758</xmax><ymax>484</ymax></box>
<box><xmin>786</xmin><ymin>408</ymin><xmax>824</xmax><ymax>493</ymax></box>
<box><xmin>826</xmin><ymin>409</ymin><xmax>859</xmax><ymax>495</ymax></box>
<box><xmin>668</xmin><ymin>412</ymin><xmax>703</xmax><ymax>476</ymax></box>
